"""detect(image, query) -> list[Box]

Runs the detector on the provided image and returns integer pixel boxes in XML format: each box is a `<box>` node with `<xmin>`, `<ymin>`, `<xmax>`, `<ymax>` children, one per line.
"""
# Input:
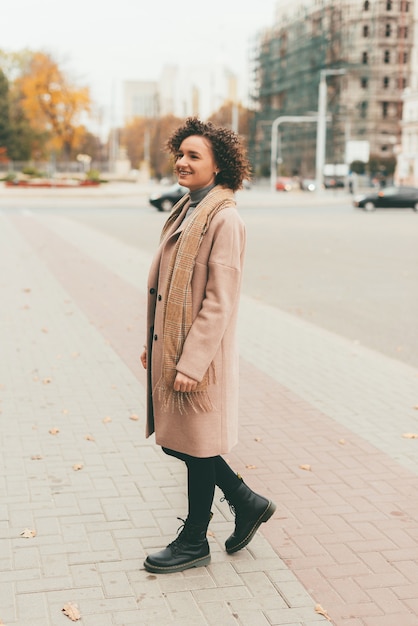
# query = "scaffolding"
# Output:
<box><xmin>249</xmin><ymin>0</ymin><xmax>414</xmax><ymax>180</ymax></box>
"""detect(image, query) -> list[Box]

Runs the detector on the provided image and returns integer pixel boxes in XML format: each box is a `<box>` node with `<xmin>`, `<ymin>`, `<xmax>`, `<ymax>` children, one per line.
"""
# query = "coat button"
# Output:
<box><xmin>158</xmin><ymin>294</ymin><xmax>162</xmax><ymax>301</ymax></box>
<box><xmin>150</xmin><ymin>288</ymin><xmax>156</xmax><ymax>294</ymax></box>
<box><xmin>154</xmin><ymin>334</ymin><xmax>158</xmax><ymax>341</ymax></box>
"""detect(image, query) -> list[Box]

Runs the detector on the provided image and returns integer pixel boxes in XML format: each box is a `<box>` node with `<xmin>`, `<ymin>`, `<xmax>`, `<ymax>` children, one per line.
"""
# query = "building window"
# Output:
<box><xmin>384</xmin><ymin>50</ymin><xmax>390</xmax><ymax>63</ymax></box>
<box><xmin>362</xmin><ymin>51</ymin><xmax>368</xmax><ymax>64</ymax></box>
<box><xmin>402</xmin><ymin>51</ymin><xmax>407</xmax><ymax>63</ymax></box>
<box><xmin>360</xmin><ymin>101</ymin><xmax>368</xmax><ymax>118</ymax></box>
<box><xmin>398</xmin><ymin>25</ymin><xmax>408</xmax><ymax>38</ymax></box>
<box><xmin>386</xmin><ymin>0</ymin><xmax>392</xmax><ymax>8</ymax></box>
<box><xmin>382</xmin><ymin>102</ymin><xmax>389</xmax><ymax>118</ymax></box>
<box><xmin>361</xmin><ymin>77</ymin><xmax>368</xmax><ymax>88</ymax></box>
<box><xmin>381</xmin><ymin>145</ymin><xmax>388</xmax><ymax>152</ymax></box>
<box><xmin>400</xmin><ymin>1</ymin><xmax>409</xmax><ymax>11</ymax></box>
<box><xmin>383</xmin><ymin>76</ymin><xmax>389</xmax><ymax>88</ymax></box>
<box><xmin>363</xmin><ymin>0</ymin><xmax>370</xmax><ymax>9</ymax></box>
<box><xmin>385</xmin><ymin>23</ymin><xmax>391</xmax><ymax>36</ymax></box>
<box><xmin>363</xmin><ymin>24</ymin><xmax>369</xmax><ymax>37</ymax></box>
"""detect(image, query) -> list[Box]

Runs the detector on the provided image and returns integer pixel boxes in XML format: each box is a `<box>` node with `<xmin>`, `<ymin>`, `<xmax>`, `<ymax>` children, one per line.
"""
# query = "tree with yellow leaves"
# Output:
<box><xmin>16</xmin><ymin>52</ymin><xmax>91</xmax><ymax>158</ymax></box>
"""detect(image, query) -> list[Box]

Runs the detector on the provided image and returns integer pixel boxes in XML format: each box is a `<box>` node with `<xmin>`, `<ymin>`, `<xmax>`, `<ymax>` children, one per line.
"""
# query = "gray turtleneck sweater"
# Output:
<box><xmin>184</xmin><ymin>183</ymin><xmax>216</xmax><ymax>220</ymax></box>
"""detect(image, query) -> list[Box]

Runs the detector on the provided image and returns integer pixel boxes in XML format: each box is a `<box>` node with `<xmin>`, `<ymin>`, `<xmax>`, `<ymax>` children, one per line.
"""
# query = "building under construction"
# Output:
<box><xmin>249</xmin><ymin>0</ymin><xmax>413</xmax><ymax>181</ymax></box>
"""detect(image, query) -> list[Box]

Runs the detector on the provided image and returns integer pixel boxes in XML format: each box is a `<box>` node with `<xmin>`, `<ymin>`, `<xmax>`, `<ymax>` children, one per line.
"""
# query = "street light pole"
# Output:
<box><xmin>270</xmin><ymin>116</ymin><xmax>318</xmax><ymax>192</ymax></box>
<box><xmin>315</xmin><ymin>69</ymin><xmax>346</xmax><ymax>192</ymax></box>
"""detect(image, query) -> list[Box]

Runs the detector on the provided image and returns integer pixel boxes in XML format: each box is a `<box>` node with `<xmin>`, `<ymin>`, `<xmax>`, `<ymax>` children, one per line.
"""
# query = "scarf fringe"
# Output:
<box><xmin>156</xmin><ymin>362</ymin><xmax>217</xmax><ymax>415</ymax></box>
<box><xmin>157</xmin><ymin>384</ymin><xmax>214</xmax><ymax>415</ymax></box>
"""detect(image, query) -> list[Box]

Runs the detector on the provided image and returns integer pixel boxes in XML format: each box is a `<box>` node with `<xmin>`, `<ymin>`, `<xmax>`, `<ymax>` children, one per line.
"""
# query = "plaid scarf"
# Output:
<box><xmin>157</xmin><ymin>185</ymin><xmax>236</xmax><ymax>414</ymax></box>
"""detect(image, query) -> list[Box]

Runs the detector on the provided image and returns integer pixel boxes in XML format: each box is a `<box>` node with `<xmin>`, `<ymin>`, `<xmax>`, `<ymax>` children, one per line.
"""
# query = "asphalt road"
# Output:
<box><xmin>2</xmin><ymin>184</ymin><xmax>417</xmax><ymax>368</ymax></box>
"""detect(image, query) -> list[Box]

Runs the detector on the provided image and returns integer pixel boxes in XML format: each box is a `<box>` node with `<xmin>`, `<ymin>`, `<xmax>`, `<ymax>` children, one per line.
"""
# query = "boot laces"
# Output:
<box><xmin>167</xmin><ymin>517</ymin><xmax>187</xmax><ymax>555</ymax></box>
<box><xmin>220</xmin><ymin>496</ymin><xmax>236</xmax><ymax>517</ymax></box>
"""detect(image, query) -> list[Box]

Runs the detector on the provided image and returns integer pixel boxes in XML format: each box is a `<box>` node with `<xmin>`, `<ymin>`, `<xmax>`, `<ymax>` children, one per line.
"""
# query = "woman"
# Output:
<box><xmin>140</xmin><ymin>117</ymin><xmax>275</xmax><ymax>574</ymax></box>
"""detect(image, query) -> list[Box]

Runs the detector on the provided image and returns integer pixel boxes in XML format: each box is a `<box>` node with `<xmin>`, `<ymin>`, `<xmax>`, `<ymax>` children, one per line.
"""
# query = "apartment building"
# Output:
<box><xmin>249</xmin><ymin>0</ymin><xmax>414</xmax><ymax>180</ymax></box>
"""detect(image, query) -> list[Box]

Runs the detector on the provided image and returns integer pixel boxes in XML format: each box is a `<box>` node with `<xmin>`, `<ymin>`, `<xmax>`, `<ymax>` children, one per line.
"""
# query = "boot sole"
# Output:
<box><xmin>143</xmin><ymin>553</ymin><xmax>211</xmax><ymax>574</ymax></box>
<box><xmin>225</xmin><ymin>500</ymin><xmax>276</xmax><ymax>554</ymax></box>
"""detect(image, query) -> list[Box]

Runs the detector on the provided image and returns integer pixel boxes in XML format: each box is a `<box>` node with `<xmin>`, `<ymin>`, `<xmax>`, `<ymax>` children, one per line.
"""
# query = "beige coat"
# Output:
<box><xmin>145</xmin><ymin>186</ymin><xmax>246</xmax><ymax>457</ymax></box>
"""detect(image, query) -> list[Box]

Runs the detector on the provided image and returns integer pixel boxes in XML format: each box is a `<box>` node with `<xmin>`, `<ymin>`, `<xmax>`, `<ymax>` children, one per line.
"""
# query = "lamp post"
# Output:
<box><xmin>315</xmin><ymin>69</ymin><xmax>346</xmax><ymax>192</ymax></box>
<box><xmin>270</xmin><ymin>116</ymin><xmax>318</xmax><ymax>192</ymax></box>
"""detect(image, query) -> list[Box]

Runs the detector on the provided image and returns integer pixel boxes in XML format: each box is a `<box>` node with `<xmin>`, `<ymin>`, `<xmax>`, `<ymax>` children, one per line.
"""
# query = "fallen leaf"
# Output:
<box><xmin>20</xmin><ymin>528</ymin><xmax>37</xmax><ymax>538</ymax></box>
<box><xmin>22</xmin><ymin>288</ymin><xmax>31</xmax><ymax>293</ymax></box>
<box><xmin>338</xmin><ymin>439</ymin><xmax>346</xmax><ymax>445</ymax></box>
<box><xmin>42</xmin><ymin>377</ymin><xmax>52</xmax><ymax>384</ymax></box>
<box><xmin>49</xmin><ymin>428</ymin><xmax>60</xmax><ymax>435</ymax></box>
<box><xmin>62</xmin><ymin>409</ymin><xmax>69</xmax><ymax>414</ymax></box>
<box><xmin>245</xmin><ymin>464</ymin><xmax>257</xmax><ymax>469</ymax></box>
<box><xmin>84</xmin><ymin>434</ymin><xmax>95</xmax><ymax>441</ymax></box>
<box><xmin>299</xmin><ymin>464</ymin><xmax>312</xmax><ymax>471</ymax></box>
<box><xmin>72</xmin><ymin>463</ymin><xmax>84</xmax><ymax>471</ymax></box>
<box><xmin>413</xmin><ymin>405</ymin><xmax>418</xmax><ymax>410</ymax></box>
<box><xmin>402</xmin><ymin>433</ymin><xmax>418</xmax><ymax>439</ymax></box>
<box><xmin>62</xmin><ymin>602</ymin><xmax>81</xmax><ymax>621</ymax></box>
<box><xmin>41</xmin><ymin>327</ymin><xmax>48</xmax><ymax>333</ymax></box>
<box><xmin>207</xmin><ymin>530</ymin><xmax>215</xmax><ymax>537</ymax></box>
<box><xmin>129</xmin><ymin>414</ymin><xmax>139</xmax><ymax>421</ymax></box>
<box><xmin>102</xmin><ymin>416</ymin><xmax>112</xmax><ymax>423</ymax></box>
<box><xmin>31</xmin><ymin>455</ymin><xmax>43</xmax><ymax>460</ymax></box>
<box><xmin>315</xmin><ymin>603</ymin><xmax>331</xmax><ymax>621</ymax></box>
<box><xmin>71</xmin><ymin>352</ymin><xmax>80</xmax><ymax>358</ymax></box>
<box><xmin>254</xmin><ymin>437</ymin><xmax>262</xmax><ymax>442</ymax></box>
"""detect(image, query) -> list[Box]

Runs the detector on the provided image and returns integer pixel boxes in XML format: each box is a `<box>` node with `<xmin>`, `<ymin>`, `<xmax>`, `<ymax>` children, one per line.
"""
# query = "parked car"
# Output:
<box><xmin>324</xmin><ymin>177</ymin><xmax>345</xmax><ymax>189</ymax></box>
<box><xmin>353</xmin><ymin>186</ymin><xmax>418</xmax><ymax>211</ymax></box>
<box><xmin>301</xmin><ymin>178</ymin><xmax>316</xmax><ymax>191</ymax></box>
<box><xmin>275</xmin><ymin>176</ymin><xmax>295</xmax><ymax>191</ymax></box>
<box><xmin>149</xmin><ymin>183</ymin><xmax>189</xmax><ymax>211</ymax></box>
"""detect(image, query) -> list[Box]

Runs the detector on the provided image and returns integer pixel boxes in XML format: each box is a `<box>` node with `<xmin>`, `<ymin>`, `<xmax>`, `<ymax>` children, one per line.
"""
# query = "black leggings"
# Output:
<box><xmin>162</xmin><ymin>447</ymin><xmax>242</xmax><ymax>526</ymax></box>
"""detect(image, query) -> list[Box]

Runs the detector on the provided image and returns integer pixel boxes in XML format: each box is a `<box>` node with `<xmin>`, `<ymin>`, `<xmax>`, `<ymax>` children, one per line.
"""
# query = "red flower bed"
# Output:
<box><xmin>5</xmin><ymin>179</ymin><xmax>100</xmax><ymax>188</ymax></box>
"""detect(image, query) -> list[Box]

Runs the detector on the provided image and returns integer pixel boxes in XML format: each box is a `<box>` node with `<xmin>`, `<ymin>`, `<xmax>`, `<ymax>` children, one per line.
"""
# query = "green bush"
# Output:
<box><xmin>2</xmin><ymin>172</ymin><xmax>17</xmax><ymax>182</ymax></box>
<box><xmin>21</xmin><ymin>166</ymin><xmax>45</xmax><ymax>177</ymax></box>
<box><xmin>86</xmin><ymin>168</ymin><xmax>101</xmax><ymax>181</ymax></box>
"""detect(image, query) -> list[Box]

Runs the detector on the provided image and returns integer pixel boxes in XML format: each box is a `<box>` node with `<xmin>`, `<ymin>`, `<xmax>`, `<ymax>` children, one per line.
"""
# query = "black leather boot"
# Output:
<box><xmin>143</xmin><ymin>518</ymin><xmax>211</xmax><ymax>574</ymax></box>
<box><xmin>223</xmin><ymin>477</ymin><xmax>276</xmax><ymax>554</ymax></box>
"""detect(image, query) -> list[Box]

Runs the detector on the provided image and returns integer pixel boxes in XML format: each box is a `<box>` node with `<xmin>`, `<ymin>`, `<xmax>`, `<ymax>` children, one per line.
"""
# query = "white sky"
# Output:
<box><xmin>3</xmin><ymin>0</ymin><xmax>280</xmax><ymax>132</ymax></box>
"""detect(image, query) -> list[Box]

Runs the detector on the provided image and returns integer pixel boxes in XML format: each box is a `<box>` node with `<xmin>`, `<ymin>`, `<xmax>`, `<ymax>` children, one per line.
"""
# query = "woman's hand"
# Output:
<box><xmin>174</xmin><ymin>372</ymin><xmax>198</xmax><ymax>393</ymax></box>
<box><xmin>140</xmin><ymin>348</ymin><xmax>147</xmax><ymax>370</ymax></box>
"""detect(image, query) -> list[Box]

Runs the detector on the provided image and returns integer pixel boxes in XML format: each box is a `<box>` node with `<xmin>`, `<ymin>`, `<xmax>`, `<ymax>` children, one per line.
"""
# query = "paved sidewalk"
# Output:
<box><xmin>1</xmin><ymin>209</ymin><xmax>418</xmax><ymax>626</ymax></box>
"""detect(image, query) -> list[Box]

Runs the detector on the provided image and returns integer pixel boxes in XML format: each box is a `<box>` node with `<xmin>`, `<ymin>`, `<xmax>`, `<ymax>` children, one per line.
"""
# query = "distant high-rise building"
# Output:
<box><xmin>123</xmin><ymin>64</ymin><xmax>239</xmax><ymax>126</ymax></box>
<box><xmin>123</xmin><ymin>81</ymin><xmax>159</xmax><ymax>124</ymax></box>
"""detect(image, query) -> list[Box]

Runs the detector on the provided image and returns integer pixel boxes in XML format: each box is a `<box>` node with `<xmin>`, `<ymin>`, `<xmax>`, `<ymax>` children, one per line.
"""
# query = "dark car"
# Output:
<box><xmin>353</xmin><ymin>186</ymin><xmax>418</xmax><ymax>211</ymax></box>
<box><xmin>324</xmin><ymin>177</ymin><xmax>345</xmax><ymax>189</ymax></box>
<box><xmin>149</xmin><ymin>183</ymin><xmax>189</xmax><ymax>211</ymax></box>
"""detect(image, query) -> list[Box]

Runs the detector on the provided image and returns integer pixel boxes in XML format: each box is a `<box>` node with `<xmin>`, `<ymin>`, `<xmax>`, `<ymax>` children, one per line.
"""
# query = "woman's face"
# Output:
<box><xmin>175</xmin><ymin>135</ymin><xmax>218</xmax><ymax>192</ymax></box>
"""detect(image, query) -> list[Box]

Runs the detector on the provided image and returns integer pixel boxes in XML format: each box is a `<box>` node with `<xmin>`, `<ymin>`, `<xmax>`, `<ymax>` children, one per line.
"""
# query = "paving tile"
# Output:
<box><xmin>2</xmin><ymin>210</ymin><xmax>418</xmax><ymax>626</ymax></box>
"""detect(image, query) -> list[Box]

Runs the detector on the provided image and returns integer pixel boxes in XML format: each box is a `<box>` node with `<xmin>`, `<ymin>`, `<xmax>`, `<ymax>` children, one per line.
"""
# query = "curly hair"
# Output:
<box><xmin>165</xmin><ymin>117</ymin><xmax>252</xmax><ymax>192</ymax></box>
